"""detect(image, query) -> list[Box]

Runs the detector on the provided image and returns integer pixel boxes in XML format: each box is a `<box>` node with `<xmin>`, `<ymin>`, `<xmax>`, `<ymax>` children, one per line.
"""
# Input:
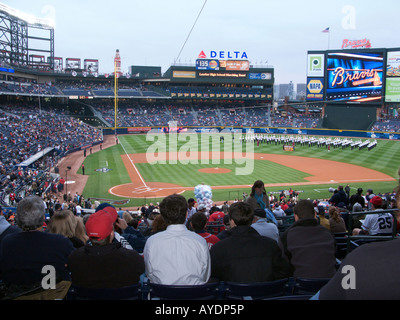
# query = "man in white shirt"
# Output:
<box><xmin>144</xmin><ymin>194</ymin><xmax>211</xmax><ymax>285</ymax></box>
<box><xmin>353</xmin><ymin>196</ymin><xmax>393</xmax><ymax>236</ymax></box>
<box><xmin>75</xmin><ymin>204</ymin><xmax>82</xmax><ymax>217</ymax></box>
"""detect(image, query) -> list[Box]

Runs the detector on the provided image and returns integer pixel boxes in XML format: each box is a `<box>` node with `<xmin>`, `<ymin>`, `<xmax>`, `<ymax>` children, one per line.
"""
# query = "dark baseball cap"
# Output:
<box><xmin>254</xmin><ymin>208</ymin><xmax>266</xmax><ymax>218</ymax></box>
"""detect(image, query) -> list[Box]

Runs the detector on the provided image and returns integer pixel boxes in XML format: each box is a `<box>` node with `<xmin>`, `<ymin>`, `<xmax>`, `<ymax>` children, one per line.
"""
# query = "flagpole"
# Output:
<box><xmin>322</xmin><ymin>27</ymin><xmax>330</xmax><ymax>50</ymax></box>
<box><xmin>328</xmin><ymin>29</ymin><xmax>330</xmax><ymax>50</ymax></box>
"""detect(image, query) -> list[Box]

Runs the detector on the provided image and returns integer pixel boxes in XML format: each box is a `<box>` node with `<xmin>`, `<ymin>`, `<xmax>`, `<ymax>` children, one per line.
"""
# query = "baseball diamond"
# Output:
<box><xmin>53</xmin><ymin>133</ymin><xmax>400</xmax><ymax>208</ymax></box>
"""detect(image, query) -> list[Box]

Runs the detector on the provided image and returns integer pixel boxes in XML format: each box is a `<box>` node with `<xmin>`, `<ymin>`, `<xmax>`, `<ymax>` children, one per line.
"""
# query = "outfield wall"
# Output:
<box><xmin>103</xmin><ymin>126</ymin><xmax>400</xmax><ymax>141</ymax></box>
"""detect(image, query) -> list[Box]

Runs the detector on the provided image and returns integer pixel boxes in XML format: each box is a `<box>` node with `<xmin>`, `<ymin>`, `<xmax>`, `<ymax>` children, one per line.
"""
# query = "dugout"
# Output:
<box><xmin>322</xmin><ymin>104</ymin><xmax>378</xmax><ymax>131</ymax></box>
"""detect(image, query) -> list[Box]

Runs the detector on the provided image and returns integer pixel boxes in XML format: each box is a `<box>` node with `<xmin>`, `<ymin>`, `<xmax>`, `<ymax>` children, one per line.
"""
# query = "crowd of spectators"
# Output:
<box><xmin>0</xmin><ymin>79</ymin><xmax>400</xmax><ymax>299</ymax></box>
<box><xmin>0</xmin><ymin>177</ymin><xmax>398</xmax><ymax>299</ymax></box>
<box><xmin>371</xmin><ymin>117</ymin><xmax>400</xmax><ymax>132</ymax></box>
<box><xmin>3</xmin><ymin>78</ymin><xmax>400</xmax><ymax>134</ymax></box>
<box><xmin>0</xmin><ymin>103</ymin><xmax>103</xmax><ymax>208</ymax></box>
<box><xmin>94</xmin><ymin>103</ymin><xmax>324</xmax><ymax>129</ymax></box>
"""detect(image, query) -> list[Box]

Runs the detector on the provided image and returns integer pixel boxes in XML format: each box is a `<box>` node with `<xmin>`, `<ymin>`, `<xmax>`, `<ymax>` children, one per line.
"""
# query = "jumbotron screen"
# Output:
<box><xmin>326</xmin><ymin>52</ymin><xmax>384</xmax><ymax>103</ymax></box>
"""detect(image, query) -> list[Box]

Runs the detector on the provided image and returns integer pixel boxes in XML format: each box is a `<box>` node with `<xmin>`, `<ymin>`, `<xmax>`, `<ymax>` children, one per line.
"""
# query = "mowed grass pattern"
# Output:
<box><xmin>80</xmin><ymin>133</ymin><xmax>400</xmax><ymax>206</ymax></box>
<box><xmin>136</xmin><ymin>160</ymin><xmax>312</xmax><ymax>187</ymax></box>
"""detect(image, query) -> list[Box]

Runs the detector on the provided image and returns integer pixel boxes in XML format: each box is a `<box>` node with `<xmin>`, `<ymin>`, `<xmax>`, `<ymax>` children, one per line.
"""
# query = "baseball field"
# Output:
<box><xmin>77</xmin><ymin>133</ymin><xmax>400</xmax><ymax>208</ymax></box>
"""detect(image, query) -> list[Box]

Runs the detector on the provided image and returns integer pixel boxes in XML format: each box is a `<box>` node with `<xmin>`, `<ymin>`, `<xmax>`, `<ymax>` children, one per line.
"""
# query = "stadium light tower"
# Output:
<box><xmin>0</xmin><ymin>3</ymin><xmax>55</xmax><ymax>69</ymax></box>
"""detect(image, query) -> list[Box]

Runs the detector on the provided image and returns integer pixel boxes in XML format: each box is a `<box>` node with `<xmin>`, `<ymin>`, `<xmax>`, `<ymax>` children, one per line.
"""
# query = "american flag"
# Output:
<box><xmin>321</xmin><ymin>27</ymin><xmax>330</xmax><ymax>33</ymax></box>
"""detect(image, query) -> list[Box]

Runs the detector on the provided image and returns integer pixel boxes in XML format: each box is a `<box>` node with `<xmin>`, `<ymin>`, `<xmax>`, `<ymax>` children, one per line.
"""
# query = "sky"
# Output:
<box><xmin>2</xmin><ymin>0</ymin><xmax>400</xmax><ymax>85</ymax></box>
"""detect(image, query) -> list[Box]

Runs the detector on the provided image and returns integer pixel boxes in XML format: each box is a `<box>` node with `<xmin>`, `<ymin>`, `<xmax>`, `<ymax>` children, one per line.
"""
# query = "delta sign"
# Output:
<box><xmin>197</xmin><ymin>50</ymin><xmax>250</xmax><ymax>71</ymax></box>
<box><xmin>198</xmin><ymin>50</ymin><xmax>249</xmax><ymax>60</ymax></box>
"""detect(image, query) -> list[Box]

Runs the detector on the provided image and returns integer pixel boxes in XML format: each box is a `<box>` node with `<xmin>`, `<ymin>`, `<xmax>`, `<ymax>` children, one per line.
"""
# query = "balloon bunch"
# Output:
<box><xmin>194</xmin><ymin>184</ymin><xmax>213</xmax><ymax>214</ymax></box>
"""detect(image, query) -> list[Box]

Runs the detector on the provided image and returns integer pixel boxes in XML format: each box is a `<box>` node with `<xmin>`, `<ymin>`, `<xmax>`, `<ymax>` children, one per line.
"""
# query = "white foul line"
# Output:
<box><xmin>119</xmin><ymin>138</ymin><xmax>148</xmax><ymax>188</ymax></box>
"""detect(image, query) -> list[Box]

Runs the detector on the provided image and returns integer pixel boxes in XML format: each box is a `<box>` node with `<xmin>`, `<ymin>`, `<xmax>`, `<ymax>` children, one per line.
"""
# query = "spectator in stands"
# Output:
<box><xmin>210</xmin><ymin>202</ymin><xmax>290</xmax><ymax>283</ymax></box>
<box><xmin>273</xmin><ymin>203</ymin><xmax>286</xmax><ymax>218</ymax></box>
<box><xmin>316</xmin><ymin>175</ymin><xmax>400</xmax><ymax>300</ymax></box>
<box><xmin>67</xmin><ymin>207</ymin><xmax>145</xmax><ymax>289</ymax></box>
<box><xmin>47</xmin><ymin>210</ymin><xmax>85</xmax><ymax>248</ymax></box>
<box><xmin>279</xmin><ymin>199</ymin><xmax>337</xmax><ymax>279</ymax></box>
<box><xmin>328</xmin><ymin>206</ymin><xmax>347</xmax><ymax>233</ymax></box>
<box><xmin>244</xmin><ymin>180</ymin><xmax>270</xmax><ymax>212</ymax></box>
<box><xmin>190</xmin><ymin>212</ymin><xmax>220</xmax><ymax>250</ymax></box>
<box><xmin>150</xmin><ymin>214</ymin><xmax>167</xmax><ymax>235</ymax></box>
<box><xmin>186</xmin><ymin>198</ymin><xmax>197</xmax><ymax>224</ymax></box>
<box><xmin>316</xmin><ymin>206</ymin><xmax>330</xmax><ymax>230</ymax></box>
<box><xmin>245</xmin><ymin>180</ymin><xmax>278</xmax><ymax>225</ymax></box>
<box><xmin>122</xmin><ymin>211</ymin><xmax>134</xmax><ymax>227</ymax></box>
<box><xmin>143</xmin><ymin>194</ymin><xmax>211</xmax><ymax>285</ymax></box>
<box><xmin>365</xmin><ymin>189</ymin><xmax>376</xmax><ymax>209</ymax></box>
<box><xmin>352</xmin><ymin>196</ymin><xmax>394</xmax><ymax>236</ymax></box>
<box><xmin>221</xmin><ymin>201</ymin><xmax>229</xmax><ymax>214</ymax></box>
<box><xmin>349</xmin><ymin>188</ymin><xmax>366</xmax><ymax>209</ymax></box>
<box><xmin>280</xmin><ymin>200</ymin><xmax>289</xmax><ymax>212</ymax></box>
<box><xmin>0</xmin><ymin>207</ymin><xmax>21</xmax><ymax>248</ymax></box>
<box><xmin>96</xmin><ymin>203</ymin><xmax>147</xmax><ymax>253</ymax></box>
<box><xmin>0</xmin><ymin>196</ymin><xmax>74</xmax><ymax>292</ymax></box>
<box><xmin>349</xmin><ymin>188</ymin><xmax>365</xmax><ymax>210</ymax></box>
<box><xmin>250</xmin><ymin>208</ymin><xmax>279</xmax><ymax>242</ymax></box>
<box><xmin>208</xmin><ymin>207</ymin><xmax>226</xmax><ymax>233</ymax></box>
<box><xmin>284</xmin><ymin>200</ymin><xmax>295</xmax><ymax>215</ymax></box>
<box><xmin>329</xmin><ymin>185</ymin><xmax>348</xmax><ymax>207</ymax></box>
<box><xmin>75</xmin><ymin>216</ymin><xmax>89</xmax><ymax>245</ymax></box>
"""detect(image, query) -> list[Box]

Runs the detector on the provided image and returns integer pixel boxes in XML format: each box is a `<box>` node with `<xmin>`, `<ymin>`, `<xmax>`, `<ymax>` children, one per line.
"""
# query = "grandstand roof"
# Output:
<box><xmin>17</xmin><ymin>147</ymin><xmax>54</xmax><ymax>167</ymax></box>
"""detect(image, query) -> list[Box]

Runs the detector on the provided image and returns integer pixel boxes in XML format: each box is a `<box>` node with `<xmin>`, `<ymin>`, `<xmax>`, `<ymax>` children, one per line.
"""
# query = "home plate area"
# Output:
<box><xmin>133</xmin><ymin>186</ymin><xmax>164</xmax><ymax>194</ymax></box>
<box><xmin>110</xmin><ymin>182</ymin><xmax>189</xmax><ymax>198</ymax></box>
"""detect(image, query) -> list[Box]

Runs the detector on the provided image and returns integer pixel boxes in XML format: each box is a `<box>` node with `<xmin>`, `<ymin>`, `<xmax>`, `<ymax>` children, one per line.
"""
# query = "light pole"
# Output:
<box><xmin>65</xmin><ymin>166</ymin><xmax>71</xmax><ymax>200</ymax></box>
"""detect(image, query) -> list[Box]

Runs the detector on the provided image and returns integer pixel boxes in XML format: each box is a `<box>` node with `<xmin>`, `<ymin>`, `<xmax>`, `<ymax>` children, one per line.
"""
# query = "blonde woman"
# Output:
<box><xmin>75</xmin><ymin>216</ymin><xmax>89</xmax><ymax>245</ymax></box>
<box><xmin>48</xmin><ymin>210</ymin><xmax>85</xmax><ymax>248</ymax></box>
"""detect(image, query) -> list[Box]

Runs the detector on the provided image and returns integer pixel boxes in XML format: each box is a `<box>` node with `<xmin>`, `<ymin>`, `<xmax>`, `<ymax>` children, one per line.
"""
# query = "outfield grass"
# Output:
<box><xmin>136</xmin><ymin>160</ymin><xmax>312</xmax><ymax>187</ymax></box>
<box><xmin>80</xmin><ymin>134</ymin><xmax>400</xmax><ymax>207</ymax></box>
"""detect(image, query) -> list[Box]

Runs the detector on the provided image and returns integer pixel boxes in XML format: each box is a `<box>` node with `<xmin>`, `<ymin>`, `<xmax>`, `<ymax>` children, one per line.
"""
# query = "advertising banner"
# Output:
<box><xmin>84</xmin><ymin>59</ymin><xmax>99</xmax><ymax>73</ymax></box>
<box><xmin>385</xmin><ymin>78</ymin><xmax>400</xmax><ymax>102</ymax></box>
<box><xmin>307</xmin><ymin>54</ymin><xmax>325</xmax><ymax>77</ymax></box>
<box><xmin>66</xmin><ymin>58</ymin><xmax>81</xmax><ymax>70</ymax></box>
<box><xmin>306</xmin><ymin>78</ymin><xmax>324</xmax><ymax>101</ymax></box>
<box><xmin>173</xmin><ymin>71</ymin><xmax>196</xmax><ymax>78</ymax></box>
<box><xmin>225</xmin><ymin>60</ymin><xmax>250</xmax><ymax>71</ymax></box>
<box><xmin>49</xmin><ymin>57</ymin><xmax>63</xmax><ymax>72</ymax></box>
<box><xmin>249</xmin><ymin>73</ymin><xmax>272</xmax><ymax>80</ymax></box>
<box><xmin>196</xmin><ymin>59</ymin><xmax>220</xmax><ymax>70</ymax></box>
<box><xmin>387</xmin><ymin>51</ymin><xmax>400</xmax><ymax>77</ymax></box>
<box><xmin>197</xmin><ymin>72</ymin><xmax>247</xmax><ymax>78</ymax></box>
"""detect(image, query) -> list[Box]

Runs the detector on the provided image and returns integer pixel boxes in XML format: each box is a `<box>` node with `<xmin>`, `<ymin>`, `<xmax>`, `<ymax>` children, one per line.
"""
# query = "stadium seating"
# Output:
<box><xmin>223</xmin><ymin>278</ymin><xmax>290</xmax><ymax>300</ymax></box>
<box><xmin>291</xmin><ymin>278</ymin><xmax>331</xmax><ymax>295</ymax></box>
<box><xmin>2</xmin><ymin>281</ymin><xmax>71</xmax><ymax>300</ymax></box>
<box><xmin>63</xmin><ymin>279</ymin><xmax>322</xmax><ymax>300</ymax></box>
<box><xmin>371</xmin><ymin>119</ymin><xmax>400</xmax><ymax>132</ymax></box>
<box><xmin>146</xmin><ymin>282</ymin><xmax>221</xmax><ymax>300</ymax></box>
<box><xmin>205</xmin><ymin>221</ymin><xmax>225</xmax><ymax>235</ymax></box>
<box><xmin>0</xmin><ymin>104</ymin><xmax>103</xmax><ymax>204</ymax></box>
<box><xmin>67</xmin><ymin>284</ymin><xmax>142</xmax><ymax>300</ymax></box>
<box><xmin>264</xmin><ymin>294</ymin><xmax>314</xmax><ymax>300</ymax></box>
<box><xmin>275</xmin><ymin>215</ymin><xmax>295</xmax><ymax>233</ymax></box>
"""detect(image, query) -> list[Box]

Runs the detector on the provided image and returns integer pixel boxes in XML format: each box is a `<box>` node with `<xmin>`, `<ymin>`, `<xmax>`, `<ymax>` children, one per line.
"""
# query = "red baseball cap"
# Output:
<box><xmin>370</xmin><ymin>196</ymin><xmax>382</xmax><ymax>207</ymax></box>
<box><xmin>86</xmin><ymin>207</ymin><xmax>118</xmax><ymax>241</ymax></box>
